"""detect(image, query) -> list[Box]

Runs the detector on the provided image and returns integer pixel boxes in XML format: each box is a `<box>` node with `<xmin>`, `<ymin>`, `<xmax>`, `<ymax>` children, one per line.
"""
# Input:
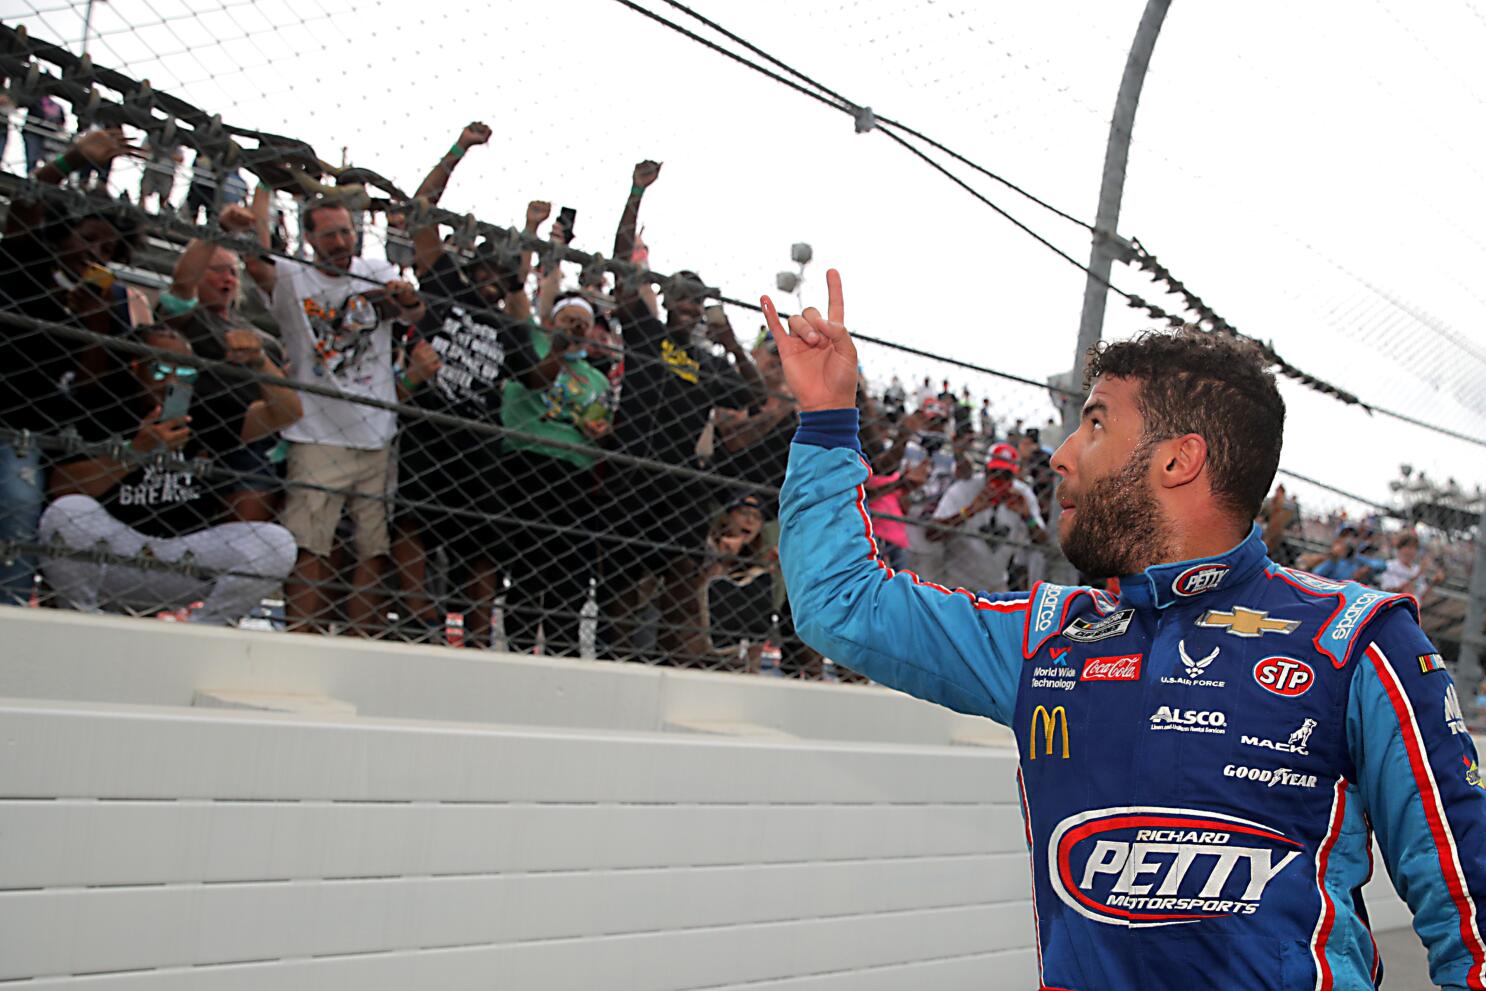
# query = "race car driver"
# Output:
<box><xmin>763</xmin><ymin>270</ymin><xmax>1486</xmax><ymax>991</ymax></box>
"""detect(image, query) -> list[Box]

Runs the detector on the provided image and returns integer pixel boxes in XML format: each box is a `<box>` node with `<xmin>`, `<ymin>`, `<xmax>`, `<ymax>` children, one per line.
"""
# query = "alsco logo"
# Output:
<box><xmin>1252</xmin><ymin>656</ymin><xmax>1315</xmax><ymax>697</ymax></box>
<box><xmin>1048</xmin><ymin>807</ymin><xmax>1302</xmax><ymax>926</ymax></box>
<box><xmin>1172</xmin><ymin>564</ymin><xmax>1229</xmax><ymax>597</ymax></box>
<box><xmin>1030</xmin><ymin>704</ymin><xmax>1070</xmax><ymax>759</ymax></box>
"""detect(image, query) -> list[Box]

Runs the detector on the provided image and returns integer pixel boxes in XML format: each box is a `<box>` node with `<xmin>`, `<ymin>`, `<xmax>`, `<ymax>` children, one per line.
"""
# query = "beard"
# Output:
<box><xmin>1059</xmin><ymin>440</ymin><xmax>1176</xmax><ymax>579</ymax></box>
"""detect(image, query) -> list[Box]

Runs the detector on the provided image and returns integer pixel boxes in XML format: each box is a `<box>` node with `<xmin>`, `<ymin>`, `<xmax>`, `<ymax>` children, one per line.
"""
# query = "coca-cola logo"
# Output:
<box><xmin>1172</xmin><ymin>564</ymin><xmax>1230</xmax><ymax>597</ymax></box>
<box><xmin>1049</xmin><ymin>807</ymin><xmax>1301</xmax><ymax>926</ymax></box>
<box><xmin>1080</xmin><ymin>653</ymin><xmax>1143</xmax><ymax>682</ymax></box>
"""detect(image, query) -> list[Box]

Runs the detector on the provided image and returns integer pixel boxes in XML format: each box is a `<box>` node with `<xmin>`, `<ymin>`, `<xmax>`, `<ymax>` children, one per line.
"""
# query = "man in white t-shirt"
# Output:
<box><xmin>244</xmin><ymin>199</ymin><xmax>439</xmax><ymax>633</ymax></box>
<box><xmin>928</xmin><ymin>442</ymin><xmax>1047</xmax><ymax>593</ymax></box>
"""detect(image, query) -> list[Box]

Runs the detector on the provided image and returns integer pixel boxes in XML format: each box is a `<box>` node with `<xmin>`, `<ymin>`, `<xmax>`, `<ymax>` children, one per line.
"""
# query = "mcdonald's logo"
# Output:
<box><xmin>1030</xmin><ymin>705</ymin><xmax>1071</xmax><ymax>759</ymax></box>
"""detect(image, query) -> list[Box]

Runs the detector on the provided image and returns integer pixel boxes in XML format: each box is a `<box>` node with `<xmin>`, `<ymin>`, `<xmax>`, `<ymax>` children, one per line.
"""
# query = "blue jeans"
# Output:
<box><xmin>0</xmin><ymin>441</ymin><xmax>43</xmax><ymax>605</ymax></box>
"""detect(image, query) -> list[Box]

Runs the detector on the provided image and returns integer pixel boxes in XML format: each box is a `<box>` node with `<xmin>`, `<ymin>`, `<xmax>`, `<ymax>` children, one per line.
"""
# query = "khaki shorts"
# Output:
<box><xmin>281</xmin><ymin>442</ymin><xmax>392</xmax><ymax>559</ymax></box>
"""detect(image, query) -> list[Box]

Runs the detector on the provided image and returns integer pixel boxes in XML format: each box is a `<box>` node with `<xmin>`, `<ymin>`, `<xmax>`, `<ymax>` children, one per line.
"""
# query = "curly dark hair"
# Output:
<box><xmin>1085</xmin><ymin>328</ymin><xmax>1285</xmax><ymax>522</ymax></box>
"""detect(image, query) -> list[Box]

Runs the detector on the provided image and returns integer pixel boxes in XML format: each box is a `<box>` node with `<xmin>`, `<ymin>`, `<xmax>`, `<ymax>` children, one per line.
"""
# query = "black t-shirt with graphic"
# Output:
<box><xmin>64</xmin><ymin>371</ymin><xmax>250</xmax><ymax>537</ymax></box>
<box><xmin>611</xmin><ymin>300</ymin><xmax>756</xmax><ymax>468</ymax></box>
<box><xmin>406</xmin><ymin>252</ymin><xmax>535</xmax><ymax>425</ymax></box>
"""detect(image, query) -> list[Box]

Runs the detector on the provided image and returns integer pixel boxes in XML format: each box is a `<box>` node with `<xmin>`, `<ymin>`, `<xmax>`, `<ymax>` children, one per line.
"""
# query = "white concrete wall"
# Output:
<box><xmin>0</xmin><ymin>609</ymin><xmax>1417</xmax><ymax>988</ymax></box>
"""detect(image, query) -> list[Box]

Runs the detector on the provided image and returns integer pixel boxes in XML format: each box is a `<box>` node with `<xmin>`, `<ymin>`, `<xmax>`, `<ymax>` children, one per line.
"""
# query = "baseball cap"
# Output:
<box><xmin>986</xmin><ymin>442</ymin><xmax>1020</xmax><ymax>473</ymax></box>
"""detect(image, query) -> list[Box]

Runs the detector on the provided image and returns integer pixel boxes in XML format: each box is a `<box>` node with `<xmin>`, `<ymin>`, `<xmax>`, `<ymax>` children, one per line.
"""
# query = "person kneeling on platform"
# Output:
<box><xmin>40</xmin><ymin>325</ymin><xmax>301</xmax><ymax>624</ymax></box>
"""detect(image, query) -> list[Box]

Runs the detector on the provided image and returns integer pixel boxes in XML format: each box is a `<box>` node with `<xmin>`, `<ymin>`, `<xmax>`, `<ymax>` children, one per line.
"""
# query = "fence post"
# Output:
<box><xmin>1063</xmin><ymin>0</ymin><xmax>1171</xmax><ymax>436</ymax></box>
<box><xmin>1459</xmin><ymin>502</ymin><xmax>1486</xmax><ymax>695</ymax></box>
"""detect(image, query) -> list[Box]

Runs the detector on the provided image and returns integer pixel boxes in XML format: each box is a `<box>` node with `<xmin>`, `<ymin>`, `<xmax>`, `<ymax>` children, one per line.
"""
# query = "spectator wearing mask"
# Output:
<box><xmin>499</xmin><ymin>286</ymin><xmax>614</xmax><ymax>656</ymax></box>
<box><xmin>929</xmin><ymin>442</ymin><xmax>1047</xmax><ymax>592</ymax></box>
<box><xmin>243</xmin><ymin>197</ymin><xmax>441</xmax><ymax>634</ymax></box>
<box><xmin>392</xmin><ymin>122</ymin><xmax>542</xmax><ymax>646</ymax></box>
<box><xmin>600</xmin><ymin>160</ymin><xmax>764</xmax><ymax>659</ymax></box>
<box><xmin>0</xmin><ymin>128</ymin><xmax>142</xmax><ymax>604</ymax></box>
<box><xmin>38</xmin><ymin>326</ymin><xmax>299</xmax><ymax>623</ymax></box>
<box><xmin>160</xmin><ymin>200</ymin><xmax>288</xmax><ymax>522</ymax></box>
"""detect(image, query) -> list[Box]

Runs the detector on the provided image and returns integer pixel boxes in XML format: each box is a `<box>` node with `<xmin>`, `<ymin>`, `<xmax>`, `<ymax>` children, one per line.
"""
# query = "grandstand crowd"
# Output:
<box><xmin>0</xmin><ymin>118</ymin><xmax>1474</xmax><ymax>677</ymax></box>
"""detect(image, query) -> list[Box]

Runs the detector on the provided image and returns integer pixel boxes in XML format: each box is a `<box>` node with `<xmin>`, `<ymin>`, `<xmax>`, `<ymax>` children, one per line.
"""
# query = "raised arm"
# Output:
<box><xmin>7</xmin><ymin>128</ymin><xmax>142</xmax><ymax>235</ymax></box>
<box><xmin>216</xmin><ymin>202</ymin><xmax>275</xmax><ymax>297</ymax></box>
<box><xmin>411</xmin><ymin>122</ymin><xmax>492</xmax><ymax>276</ymax></box>
<box><xmin>612</xmin><ymin>160</ymin><xmax>660</xmax><ymax>297</ymax></box>
<box><xmin>501</xmin><ymin>199</ymin><xmax>550</xmax><ymax>322</ymax></box>
<box><xmin>764</xmin><ymin>271</ymin><xmax>1024</xmax><ymax>721</ymax></box>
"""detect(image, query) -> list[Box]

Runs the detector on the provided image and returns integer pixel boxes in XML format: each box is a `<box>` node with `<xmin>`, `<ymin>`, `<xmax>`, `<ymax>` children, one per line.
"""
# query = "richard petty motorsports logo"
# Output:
<box><xmin>1048</xmin><ymin>807</ymin><xmax>1303</xmax><ymax>926</ymax></box>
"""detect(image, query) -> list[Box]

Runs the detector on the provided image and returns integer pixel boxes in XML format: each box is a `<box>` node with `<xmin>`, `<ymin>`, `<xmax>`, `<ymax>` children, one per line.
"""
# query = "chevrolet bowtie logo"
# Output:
<box><xmin>1196</xmin><ymin>606</ymin><xmax>1301</xmax><ymax>638</ymax></box>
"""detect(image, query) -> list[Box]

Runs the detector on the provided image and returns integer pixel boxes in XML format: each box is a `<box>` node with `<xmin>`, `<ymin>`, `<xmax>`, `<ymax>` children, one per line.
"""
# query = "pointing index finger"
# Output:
<box><xmin>826</xmin><ymin>268</ymin><xmax>844</xmax><ymax>326</ymax></box>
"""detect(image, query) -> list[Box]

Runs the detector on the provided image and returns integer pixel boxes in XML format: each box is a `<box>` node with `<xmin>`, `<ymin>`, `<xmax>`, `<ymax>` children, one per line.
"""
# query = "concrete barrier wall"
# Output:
<box><xmin>0</xmin><ymin>610</ymin><xmax>1417</xmax><ymax>988</ymax></box>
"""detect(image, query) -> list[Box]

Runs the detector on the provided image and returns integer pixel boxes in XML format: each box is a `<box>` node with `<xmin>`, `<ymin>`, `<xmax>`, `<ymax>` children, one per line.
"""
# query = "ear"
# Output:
<box><xmin>1156</xmin><ymin>433</ymin><xmax>1207</xmax><ymax>490</ymax></box>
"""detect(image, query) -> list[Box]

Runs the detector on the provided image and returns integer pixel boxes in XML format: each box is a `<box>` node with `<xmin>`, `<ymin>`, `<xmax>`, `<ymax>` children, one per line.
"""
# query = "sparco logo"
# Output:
<box><xmin>1172</xmin><ymin>564</ymin><xmax>1230</xmax><ymax>597</ymax></box>
<box><xmin>1150</xmin><ymin>706</ymin><xmax>1227</xmax><ymax>735</ymax></box>
<box><xmin>1081</xmin><ymin>654</ymin><xmax>1143</xmax><ymax>682</ymax></box>
<box><xmin>1253</xmin><ymin>656</ymin><xmax>1315</xmax><ymax>698</ymax></box>
<box><xmin>1223</xmin><ymin>765</ymin><xmax>1318</xmax><ymax>789</ymax></box>
<box><xmin>1034</xmin><ymin>585</ymin><xmax>1070</xmax><ymax>637</ymax></box>
<box><xmin>1330</xmin><ymin>590</ymin><xmax>1388</xmax><ymax>642</ymax></box>
<box><xmin>1049</xmin><ymin>807</ymin><xmax>1302</xmax><ymax>926</ymax></box>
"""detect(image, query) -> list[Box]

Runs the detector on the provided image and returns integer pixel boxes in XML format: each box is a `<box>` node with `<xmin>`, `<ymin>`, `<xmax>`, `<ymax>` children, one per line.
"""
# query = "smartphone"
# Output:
<box><xmin>160</xmin><ymin>379</ymin><xmax>193</xmax><ymax>423</ymax></box>
<box><xmin>704</xmin><ymin>304</ymin><xmax>726</xmax><ymax>327</ymax></box>
<box><xmin>556</xmin><ymin>206</ymin><xmax>577</xmax><ymax>240</ymax></box>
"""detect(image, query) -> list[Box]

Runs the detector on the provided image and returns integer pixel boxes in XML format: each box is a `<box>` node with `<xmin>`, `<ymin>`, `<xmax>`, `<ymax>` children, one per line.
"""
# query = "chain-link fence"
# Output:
<box><xmin>0</xmin><ymin>24</ymin><xmax>1080</xmax><ymax>678</ymax></box>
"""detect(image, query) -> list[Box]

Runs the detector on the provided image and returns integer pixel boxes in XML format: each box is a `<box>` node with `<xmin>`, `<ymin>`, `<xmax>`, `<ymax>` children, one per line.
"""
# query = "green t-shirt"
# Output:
<box><xmin>501</xmin><ymin>327</ymin><xmax>613</xmax><ymax>469</ymax></box>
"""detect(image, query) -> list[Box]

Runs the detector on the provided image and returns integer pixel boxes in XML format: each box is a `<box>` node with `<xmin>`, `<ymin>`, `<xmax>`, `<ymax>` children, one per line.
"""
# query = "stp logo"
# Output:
<box><xmin>1172</xmin><ymin>564</ymin><xmax>1230</xmax><ymax>597</ymax></box>
<box><xmin>1049</xmin><ymin>807</ymin><xmax>1301</xmax><ymax>926</ymax></box>
<box><xmin>1253</xmin><ymin>656</ymin><xmax>1315</xmax><ymax>697</ymax></box>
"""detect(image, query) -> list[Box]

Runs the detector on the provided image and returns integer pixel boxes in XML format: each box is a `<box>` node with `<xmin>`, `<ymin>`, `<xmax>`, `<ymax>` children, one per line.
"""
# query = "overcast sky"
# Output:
<box><xmin>6</xmin><ymin>0</ymin><xmax>1485</xmax><ymax>519</ymax></box>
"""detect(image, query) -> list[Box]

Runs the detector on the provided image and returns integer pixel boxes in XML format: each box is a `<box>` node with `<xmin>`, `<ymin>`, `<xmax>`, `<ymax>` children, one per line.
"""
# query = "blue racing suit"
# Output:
<box><xmin>779</xmin><ymin>409</ymin><xmax>1486</xmax><ymax>991</ymax></box>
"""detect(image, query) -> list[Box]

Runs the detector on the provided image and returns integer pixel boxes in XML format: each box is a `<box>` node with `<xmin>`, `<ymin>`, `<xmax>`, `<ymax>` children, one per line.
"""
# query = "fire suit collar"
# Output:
<box><xmin>1119</xmin><ymin>524</ymin><xmax>1269</xmax><ymax>612</ymax></box>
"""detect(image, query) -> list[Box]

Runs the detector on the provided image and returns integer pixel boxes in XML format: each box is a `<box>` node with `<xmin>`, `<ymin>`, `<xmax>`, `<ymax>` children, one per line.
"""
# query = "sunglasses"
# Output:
<box><xmin>149</xmin><ymin>361</ymin><xmax>200</xmax><ymax>382</ymax></box>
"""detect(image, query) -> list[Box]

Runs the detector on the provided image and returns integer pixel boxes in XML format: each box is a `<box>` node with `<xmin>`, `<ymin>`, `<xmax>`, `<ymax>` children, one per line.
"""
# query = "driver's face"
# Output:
<box><xmin>1052</xmin><ymin>376</ymin><xmax>1172</xmax><ymax>578</ymax></box>
<box><xmin>1053</xmin><ymin>377</ymin><xmax>1145</xmax><ymax>524</ymax></box>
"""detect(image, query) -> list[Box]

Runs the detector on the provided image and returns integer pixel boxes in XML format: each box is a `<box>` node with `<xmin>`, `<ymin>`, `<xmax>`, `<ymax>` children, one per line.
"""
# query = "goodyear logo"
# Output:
<box><xmin>1030</xmin><ymin>704</ymin><xmax>1070</xmax><ymax>759</ymax></box>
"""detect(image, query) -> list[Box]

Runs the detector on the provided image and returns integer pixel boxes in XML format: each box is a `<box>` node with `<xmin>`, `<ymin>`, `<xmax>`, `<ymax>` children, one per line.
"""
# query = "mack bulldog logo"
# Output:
<box><xmin>1049</xmin><ymin>807</ymin><xmax>1303</xmax><ymax>926</ymax></box>
<box><xmin>1063</xmin><ymin>608</ymin><xmax>1135</xmax><ymax>644</ymax></box>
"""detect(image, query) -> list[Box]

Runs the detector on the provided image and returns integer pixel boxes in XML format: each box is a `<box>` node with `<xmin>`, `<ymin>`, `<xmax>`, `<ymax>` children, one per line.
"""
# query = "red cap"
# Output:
<box><xmin>986</xmin><ymin>442</ymin><xmax>1020</xmax><ymax>473</ymax></box>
